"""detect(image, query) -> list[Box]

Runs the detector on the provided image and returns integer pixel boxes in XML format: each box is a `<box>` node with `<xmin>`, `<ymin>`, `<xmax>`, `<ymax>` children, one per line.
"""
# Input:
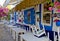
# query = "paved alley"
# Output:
<box><xmin>0</xmin><ymin>24</ymin><xmax>14</xmax><ymax>41</ymax></box>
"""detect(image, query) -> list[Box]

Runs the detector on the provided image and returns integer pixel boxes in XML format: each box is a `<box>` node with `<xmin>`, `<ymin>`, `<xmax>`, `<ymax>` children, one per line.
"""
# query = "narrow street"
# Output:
<box><xmin>0</xmin><ymin>25</ymin><xmax>14</xmax><ymax>41</ymax></box>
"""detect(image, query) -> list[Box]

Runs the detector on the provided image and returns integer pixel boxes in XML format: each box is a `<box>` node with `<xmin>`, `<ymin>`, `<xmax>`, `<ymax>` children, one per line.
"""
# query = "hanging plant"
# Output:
<box><xmin>48</xmin><ymin>0</ymin><xmax>60</xmax><ymax>12</ymax></box>
<box><xmin>49</xmin><ymin>7</ymin><xmax>53</xmax><ymax>11</ymax></box>
<box><xmin>0</xmin><ymin>7</ymin><xmax>9</xmax><ymax>17</ymax></box>
<box><xmin>48</xmin><ymin>2</ymin><xmax>54</xmax><ymax>11</ymax></box>
<box><xmin>56</xmin><ymin>9</ymin><xmax>60</xmax><ymax>12</ymax></box>
<box><xmin>7</xmin><ymin>12</ymin><xmax>10</xmax><ymax>20</ymax></box>
<box><xmin>46</xmin><ymin>0</ymin><xmax>50</xmax><ymax>4</ymax></box>
<box><xmin>50</xmin><ymin>2</ymin><xmax>54</xmax><ymax>7</ymax></box>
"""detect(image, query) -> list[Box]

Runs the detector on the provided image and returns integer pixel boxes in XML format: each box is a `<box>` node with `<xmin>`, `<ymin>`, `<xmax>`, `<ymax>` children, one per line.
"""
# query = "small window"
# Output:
<box><xmin>43</xmin><ymin>13</ymin><xmax>51</xmax><ymax>24</ymax></box>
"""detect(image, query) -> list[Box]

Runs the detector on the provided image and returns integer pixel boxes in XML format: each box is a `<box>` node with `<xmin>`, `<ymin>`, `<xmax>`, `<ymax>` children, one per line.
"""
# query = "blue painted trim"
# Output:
<box><xmin>44</xmin><ymin>26</ymin><xmax>52</xmax><ymax>31</ymax></box>
<box><xmin>39</xmin><ymin>4</ymin><xmax>43</xmax><ymax>30</ymax></box>
<box><xmin>48</xmin><ymin>0</ymin><xmax>54</xmax><ymax>41</ymax></box>
<box><xmin>52</xmin><ymin>0</ymin><xmax>54</xmax><ymax>2</ymax></box>
<box><xmin>24</xmin><ymin>10</ymin><xmax>28</xmax><ymax>24</ymax></box>
<box><xmin>30</xmin><ymin>8</ymin><xmax>35</xmax><ymax>25</ymax></box>
<box><xmin>51</xmin><ymin>10</ymin><xmax>54</xmax><ymax>31</ymax></box>
<box><xmin>39</xmin><ymin>4</ymin><xmax>41</xmax><ymax>23</ymax></box>
<box><xmin>24</xmin><ymin>8</ymin><xmax>35</xmax><ymax>25</ymax></box>
<box><xmin>51</xmin><ymin>0</ymin><xmax>54</xmax><ymax>30</ymax></box>
<box><xmin>44</xmin><ymin>0</ymin><xmax>54</xmax><ymax>31</ymax></box>
<box><xmin>43</xmin><ymin>0</ymin><xmax>54</xmax><ymax>31</ymax></box>
<box><xmin>14</xmin><ymin>12</ymin><xmax>17</xmax><ymax>23</ymax></box>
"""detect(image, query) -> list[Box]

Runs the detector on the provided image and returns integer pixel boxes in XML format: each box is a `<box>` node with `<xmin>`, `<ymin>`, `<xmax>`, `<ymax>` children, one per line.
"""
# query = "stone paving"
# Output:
<box><xmin>0</xmin><ymin>25</ymin><xmax>14</xmax><ymax>41</ymax></box>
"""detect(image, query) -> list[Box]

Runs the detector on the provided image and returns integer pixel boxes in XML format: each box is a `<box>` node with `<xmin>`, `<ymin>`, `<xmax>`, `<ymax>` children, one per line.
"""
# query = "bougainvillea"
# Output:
<box><xmin>0</xmin><ymin>6</ymin><xmax>9</xmax><ymax>17</ymax></box>
<box><xmin>48</xmin><ymin>0</ymin><xmax>60</xmax><ymax>12</ymax></box>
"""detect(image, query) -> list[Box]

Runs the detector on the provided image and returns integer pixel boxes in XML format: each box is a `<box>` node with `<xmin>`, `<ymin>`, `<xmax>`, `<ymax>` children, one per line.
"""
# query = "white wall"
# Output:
<box><xmin>34</xmin><ymin>5</ymin><xmax>40</xmax><ymax>29</ymax></box>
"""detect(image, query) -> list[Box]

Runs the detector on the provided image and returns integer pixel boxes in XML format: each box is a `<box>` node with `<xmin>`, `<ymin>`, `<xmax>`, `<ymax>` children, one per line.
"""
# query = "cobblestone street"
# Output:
<box><xmin>0</xmin><ymin>25</ymin><xmax>14</xmax><ymax>41</ymax></box>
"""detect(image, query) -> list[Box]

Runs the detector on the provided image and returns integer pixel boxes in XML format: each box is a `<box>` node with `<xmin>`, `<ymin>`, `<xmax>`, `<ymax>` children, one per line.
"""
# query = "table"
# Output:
<box><xmin>11</xmin><ymin>27</ymin><xmax>26</xmax><ymax>41</ymax></box>
<box><xmin>0</xmin><ymin>21</ymin><xmax>5</xmax><ymax>28</ymax></box>
<box><xmin>0</xmin><ymin>22</ymin><xmax>4</xmax><ymax>24</ymax></box>
<box><xmin>0</xmin><ymin>22</ymin><xmax>4</xmax><ymax>25</ymax></box>
<box><xmin>16</xmin><ymin>23</ymin><xmax>33</xmax><ymax>32</ymax></box>
<box><xmin>20</xmin><ymin>32</ymin><xmax>48</xmax><ymax>41</ymax></box>
<box><xmin>5</xmin><ymin>25</ymin><xmax>17</xmax><ymax>34</ymax></box>
<box><xmin>16</xmin><ymin>22</ymin><xmax>31</xmax><ymax>28</ymax></box>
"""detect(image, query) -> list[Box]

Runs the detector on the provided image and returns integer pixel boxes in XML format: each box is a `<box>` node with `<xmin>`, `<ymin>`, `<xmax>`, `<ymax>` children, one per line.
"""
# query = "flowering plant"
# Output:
<box><xmin>0</xmin><ymin>6</ymin><xmax>9</xmax><ymax>17</ymax></box>
<box><xmin>48</xmin><ymin>0</ymin><xmax>60</xmax><ymax>12</ymax></box>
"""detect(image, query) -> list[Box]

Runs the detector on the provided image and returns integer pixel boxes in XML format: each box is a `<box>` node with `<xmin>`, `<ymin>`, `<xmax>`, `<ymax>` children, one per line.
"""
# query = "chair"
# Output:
<box><xmin>32</xmin><ymin>24</ymin><xmax>46</xmax><ymax>38</ymax></box>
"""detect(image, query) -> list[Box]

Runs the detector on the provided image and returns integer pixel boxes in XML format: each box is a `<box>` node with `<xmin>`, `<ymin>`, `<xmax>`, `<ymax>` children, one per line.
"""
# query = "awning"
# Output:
<box><xmin>3</xmin><ymin>0</ymin><xmax>23</xmax><ymax>7</ymax></box>
<box><xmin>14</xmin><ymin>0</ymin><xmax>46</xmax><ymax>11</ymax></box>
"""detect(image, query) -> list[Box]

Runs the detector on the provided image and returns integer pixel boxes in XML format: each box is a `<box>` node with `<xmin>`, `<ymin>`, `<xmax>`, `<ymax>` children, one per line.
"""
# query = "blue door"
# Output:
<box><xmin>24</xmin><ymin>8</ymin><xmax>35</xmax><ymax>25</ymax></box>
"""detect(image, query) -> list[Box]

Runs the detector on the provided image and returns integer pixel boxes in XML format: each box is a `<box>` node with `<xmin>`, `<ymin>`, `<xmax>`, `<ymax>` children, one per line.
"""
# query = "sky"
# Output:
<box><xmin>0</xmin><ymin>0</ymin><xmax>23</xmax><ymax>10</ymax></box>
<box><xmin>0</xmin><ymin>0</ymin><xmax>6</xmax><ymax>6</ymax></box>
<box><xmin>0</xmin><ymin>0</ymin><xmax>15</xmax><ymax>10</ymax></box>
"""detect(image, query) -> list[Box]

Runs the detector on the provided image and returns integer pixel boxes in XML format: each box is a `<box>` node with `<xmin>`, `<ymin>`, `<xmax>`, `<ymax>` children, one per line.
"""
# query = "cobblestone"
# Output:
<box><xmin>0</xmin><ymin>25</ymin><xmax>14</xmax><ymax>41</ymax></box>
